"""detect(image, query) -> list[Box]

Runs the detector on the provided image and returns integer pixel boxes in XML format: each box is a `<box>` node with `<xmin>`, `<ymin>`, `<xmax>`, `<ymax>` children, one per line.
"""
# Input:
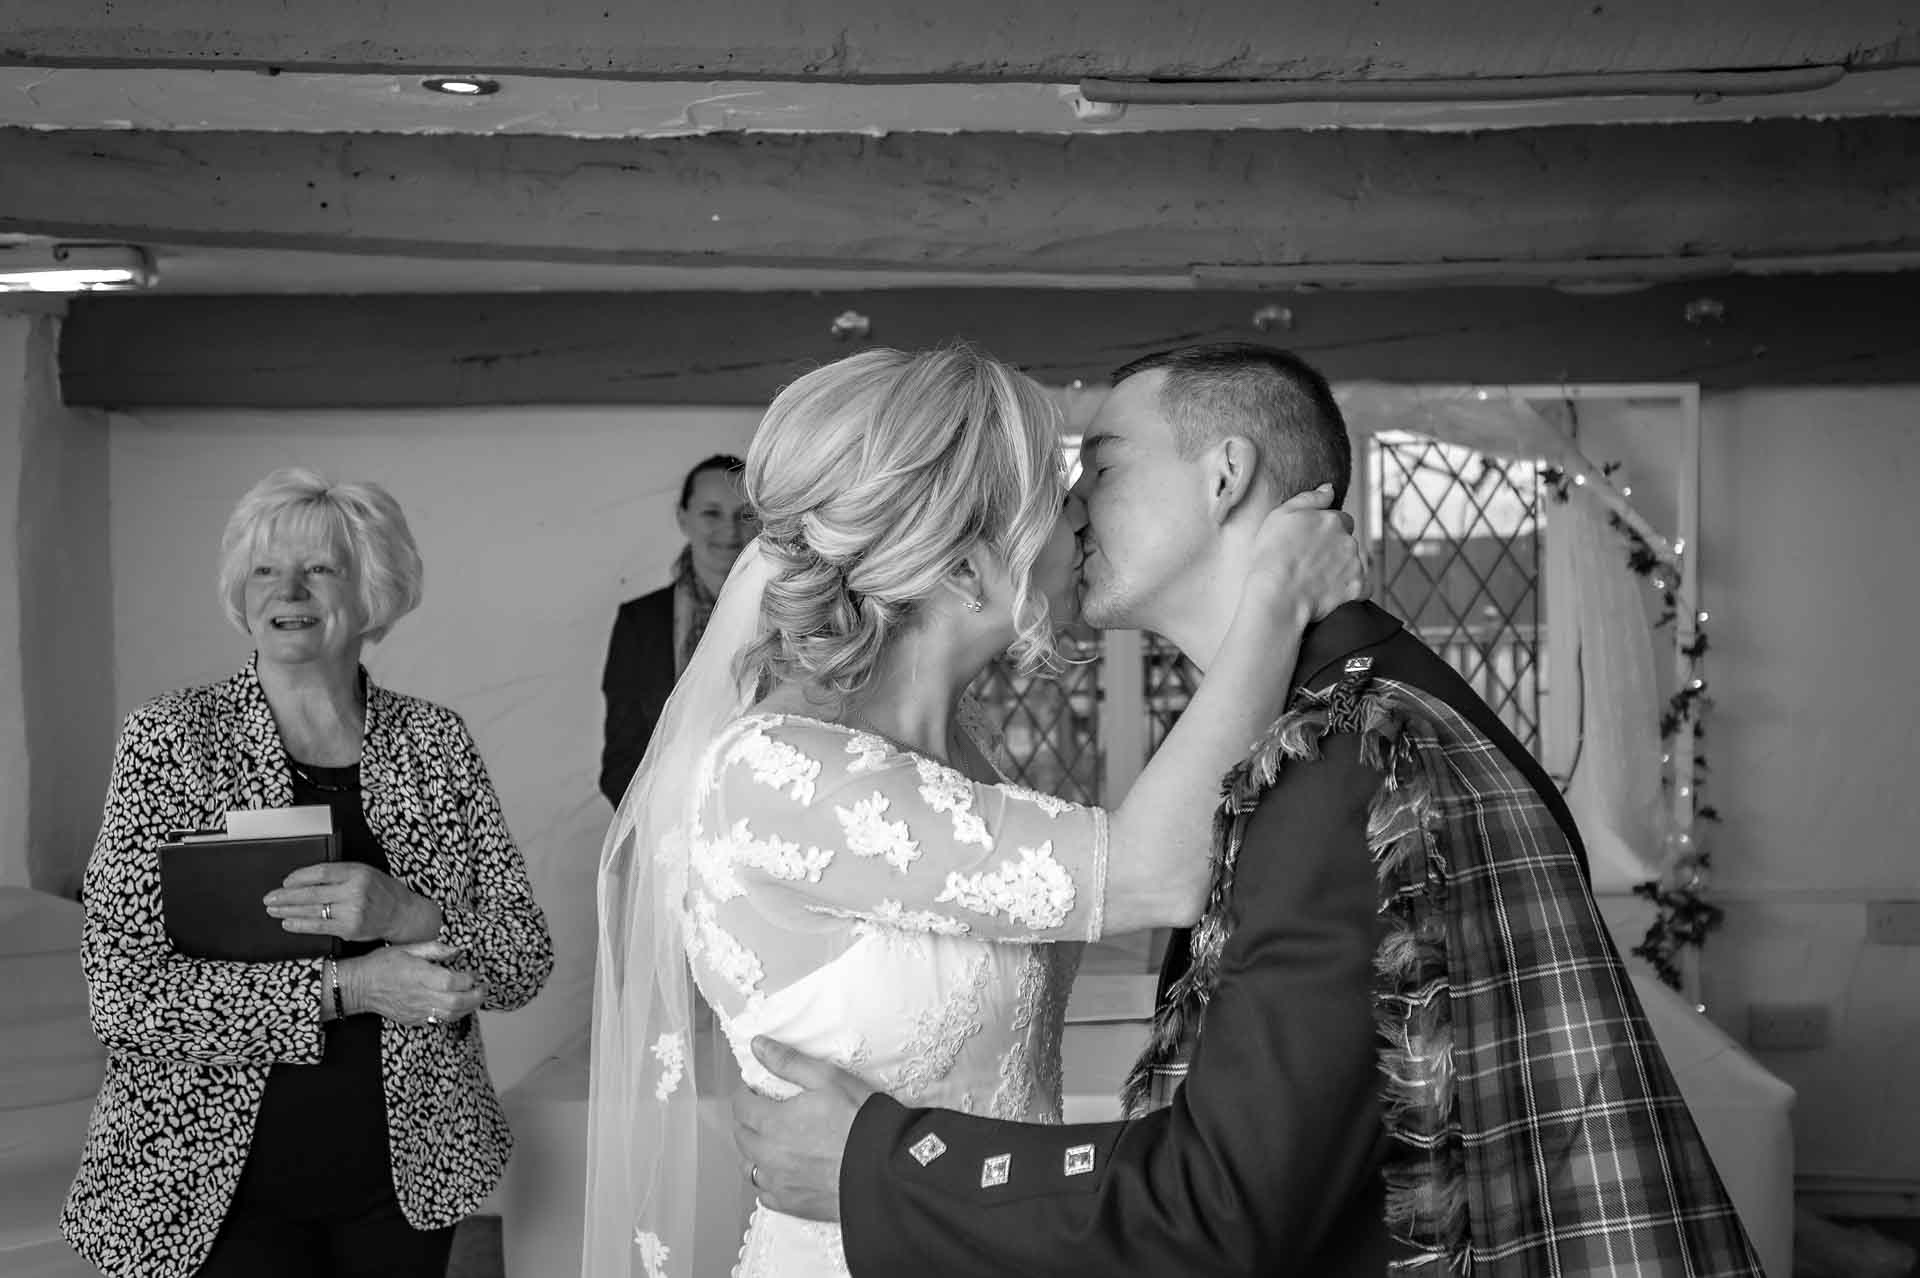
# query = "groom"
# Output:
<box><xmin>733</xmin><ymin>344</ymin><xmax>1761</xmax><ymax>1275</ymax></box>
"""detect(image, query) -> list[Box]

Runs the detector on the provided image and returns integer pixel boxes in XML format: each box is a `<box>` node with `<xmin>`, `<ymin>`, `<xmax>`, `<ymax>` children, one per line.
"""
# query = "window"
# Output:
<box><xmin>1368</xmin><ymin>432</ymin><xmax>1548</xmax><ymax>751</ymax></box>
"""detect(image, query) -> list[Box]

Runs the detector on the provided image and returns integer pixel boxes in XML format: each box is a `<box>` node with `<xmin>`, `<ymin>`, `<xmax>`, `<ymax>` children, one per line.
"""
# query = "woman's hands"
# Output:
<box><xmin>1245</xmin><ymin>483</ymin><xmax>1369</xmax><ymax>622</ymax></box>
<box><xmin>266</xmin><ymin>862</ymin><xmax>444</xmax><ymax>944</ymax></box>
<box><xmin>337</xmin><ymin>941</ymin><xmax>487</xmax><ymax>1027</ymax></box>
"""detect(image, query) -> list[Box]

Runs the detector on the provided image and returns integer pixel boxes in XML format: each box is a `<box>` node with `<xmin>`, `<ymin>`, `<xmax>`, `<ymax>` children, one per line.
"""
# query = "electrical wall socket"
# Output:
<box><xmin>1867</xmin><ymin>901</ymin><xmax>1920</xmax><ymax>946</ymax></box>
<box><xmin>1747</xmin><ymin>1002</ymin><xmax>1831</xmax><ymax>1051</ymax></box>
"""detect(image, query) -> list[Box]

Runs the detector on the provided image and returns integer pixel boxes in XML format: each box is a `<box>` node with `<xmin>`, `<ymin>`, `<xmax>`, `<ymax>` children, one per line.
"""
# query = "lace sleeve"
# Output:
<box><xmin>699</xmin><ymin>716</ymin><xmax>1108</xmax><ymax>943</ymax></box>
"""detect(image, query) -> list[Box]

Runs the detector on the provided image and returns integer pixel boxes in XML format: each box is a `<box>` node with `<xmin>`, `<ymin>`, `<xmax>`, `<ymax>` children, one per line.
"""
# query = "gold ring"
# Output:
<box><xmin>749</xmin><ymin>1164</ymin><xmax>760</xmax><ymax>1188</ymax></box>
<box><xmin>426</xmin><ymin>1013</ymin><xmax>440</xmax><ymax>1026</ymax></box>
<box><xmin>320</xmin><ymin>903</ymin><xmax>332</xmax><ymax>921</ymax></box>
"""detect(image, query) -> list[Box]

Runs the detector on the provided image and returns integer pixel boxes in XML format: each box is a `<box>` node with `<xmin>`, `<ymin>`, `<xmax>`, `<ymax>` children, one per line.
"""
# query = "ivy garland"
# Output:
<box><xmin>1542</xmin><ymin>461</ymin><xmax>1723</xmax><ymax>990</ymax></box>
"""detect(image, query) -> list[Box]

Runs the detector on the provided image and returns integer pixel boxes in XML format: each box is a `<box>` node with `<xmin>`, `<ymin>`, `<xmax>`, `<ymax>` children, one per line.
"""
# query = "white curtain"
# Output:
<box><xmin>1336</xmin><ymin>384</ymin><xmax>1666</xmax><ymax>891</ymax></box>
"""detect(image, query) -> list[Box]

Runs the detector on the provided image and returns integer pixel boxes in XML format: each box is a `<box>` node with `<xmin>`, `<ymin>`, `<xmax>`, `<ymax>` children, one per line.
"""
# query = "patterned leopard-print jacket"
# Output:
<box><xmin>61</xmin><ymin>656</ymin><xmax>555</xmax><ymax>1278</ymax></box>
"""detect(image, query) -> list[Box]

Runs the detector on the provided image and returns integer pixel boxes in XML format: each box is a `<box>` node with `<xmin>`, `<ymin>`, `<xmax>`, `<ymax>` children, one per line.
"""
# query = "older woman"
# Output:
<box><xmin>62</xmin><ymin>468</ymin><xmax>554</xmax><ymax>1278</ymax></box>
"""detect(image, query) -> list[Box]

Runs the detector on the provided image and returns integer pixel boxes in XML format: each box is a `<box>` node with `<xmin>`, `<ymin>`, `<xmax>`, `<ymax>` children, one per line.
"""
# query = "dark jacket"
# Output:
<box><xmin>599</xmin><ymin>584</ymin><xmax>678</xmax><ymax>806</ymax></box>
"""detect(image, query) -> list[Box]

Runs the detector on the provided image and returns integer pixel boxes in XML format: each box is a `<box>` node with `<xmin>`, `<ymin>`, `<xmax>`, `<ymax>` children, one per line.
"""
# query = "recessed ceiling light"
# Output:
<box><xmin>0</xmin><ymin>243</ymin><xmax>154</xmax><ymax>293</ymax></box>
<box><xmin>423</xmin><ymin>76</ymin><xmax>501</xmax><ymax>97</ymax></box>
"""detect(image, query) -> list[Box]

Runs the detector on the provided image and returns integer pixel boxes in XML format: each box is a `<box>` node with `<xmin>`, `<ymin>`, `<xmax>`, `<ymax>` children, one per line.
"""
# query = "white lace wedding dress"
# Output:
<box><xmin>685</xmin><ymin>711</ymin><xmax>1111</xmax><ymax>1278</ymax></box>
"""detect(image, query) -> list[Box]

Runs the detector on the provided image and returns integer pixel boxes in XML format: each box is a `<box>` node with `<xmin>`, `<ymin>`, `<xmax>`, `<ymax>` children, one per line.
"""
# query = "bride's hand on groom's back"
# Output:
<box><xmin>731</xmin><ymin>1036</ymin><xmax>877</xmax><ymax>1223</ymax></box>
<box><xmin>1248</xmin><ymin>483</ymin><xmax>1369</xmax><ymax>621</ymax></box>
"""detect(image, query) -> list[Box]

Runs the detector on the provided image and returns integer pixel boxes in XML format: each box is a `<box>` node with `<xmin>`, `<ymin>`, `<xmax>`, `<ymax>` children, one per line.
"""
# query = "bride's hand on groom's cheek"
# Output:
<box><xmin>731</xmin><ymin>1036</ymin><xmax>877</xmax><ymax>1223</ymax></box>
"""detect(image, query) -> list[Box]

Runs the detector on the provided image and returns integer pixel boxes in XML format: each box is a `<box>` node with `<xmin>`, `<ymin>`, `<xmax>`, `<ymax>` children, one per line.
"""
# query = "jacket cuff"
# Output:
<box><xmin>842</xmin><ymin>1093</ymin><xmax>920</xmax><ymax>1276</ymax></box>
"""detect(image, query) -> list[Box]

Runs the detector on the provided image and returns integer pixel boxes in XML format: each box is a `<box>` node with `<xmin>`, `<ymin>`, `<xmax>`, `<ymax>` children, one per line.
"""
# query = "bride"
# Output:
<box><xmin>583</xmin><ymin>345</ymin><xmax>1363</xmax><ymax>1277</ymax></box>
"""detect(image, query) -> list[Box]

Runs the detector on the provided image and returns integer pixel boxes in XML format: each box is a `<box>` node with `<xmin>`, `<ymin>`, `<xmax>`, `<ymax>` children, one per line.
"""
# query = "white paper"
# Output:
<box><xmin>224</xmin><ymin>805</ymin><xmax>336</xmax><ymax>838</ymax></box>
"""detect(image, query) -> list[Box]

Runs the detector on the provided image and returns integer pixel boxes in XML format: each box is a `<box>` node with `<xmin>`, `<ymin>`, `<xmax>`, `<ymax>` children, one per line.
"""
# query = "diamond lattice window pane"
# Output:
<box><xmin>1143</xmin><ymin>633</ymin><xmax>1201</xmax><ymax>753</ymax></box>
<box><xmin>971</xmin><ymin>631</ymin><xmax>1104</xmax><ymax>805</ymax></box>
<box><xmin>1371</xmin><ymin>431</ymin><xmax>1546</xmax><ymax>751</ymax></box>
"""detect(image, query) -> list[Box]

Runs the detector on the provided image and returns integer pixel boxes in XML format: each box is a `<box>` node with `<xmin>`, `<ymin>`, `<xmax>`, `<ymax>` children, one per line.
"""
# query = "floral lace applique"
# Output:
<box><xmin>689</xmin><ymin>897</ymin><xmax>764</xmax><ymax>1002</ymax></box>
<box><xmin>695</xmin><ymin>817</ymin><xmax>834</xmax><ymax>899</ymax></box>
<box><xmin>936</xmin><ymin>841</ymin><xmax>1077</xmax><ymax>930</ymax></box>
<box><xmin>679</xmin><ymin>906</ymin><xmax>703</xmax><ymax>972</ymax></box>
<box><xmin>844</xmin><ymin>731</ymin><xmax>893</xmax><ymax>774</ymax></box>
<box><xmin>836</xmin><ymin>793</ymin><xmax>920</xmax><ymax>871</ymax></box>
<box><xmin>883</xmin><ymin>952</ymin><xmax>993</xmax><ymax>1100</ymax></box>
<box><xmin>652</xmin><ymin>1032</ymin><xmax>686</xmax><ymax>1101</ymax></box>
<box><xmin>1005</xmin><ymin>783</ymin><xmax>1079</xmax><ymax>819</ymax></box>
<box><xmin>729</xmin><ymin>724</ymin><xmax>821</xmax><ymax>805</ymax></box>
<box><xmin>815</xmin><ymin>898</ymin><xmax>972</xmax><ymax>937</ymax></box>
<box><xmin>689</xmin><ymin>830</ymin><xmax>745</xmax><ymax>902</ymax></box>
<box><xmin>633</xmin><ymin>1229</ymin><xmax>670</xmax><ymax>1278</ymax></box>
<box><xmin>732</xmin><ymin>818</ymin><xmax>835</xmax><ymax>884</ymax></box>
<box><xmin>828</xmin><ymin>1031</ymin><xmax>873</xmax><ymax>1074</ymax></box>
<box><xmin>1034</xmin><ymin>943</ymin><xmax>1084</xmax><ymax>1123</ymax></box>
<box><xmin>914</xmin><ymin>757</ymin><xmax>994</xmax><ymax>850</ymax></box>
<box><xmin>849</xmin><ymin>918</ymin><xmax>936</xmax><ymax>959</ymax></box>
<box><xmin>988</xmin><ymin>949</ymin><xmax>1049</xmax><ymax>1119</ymax></box>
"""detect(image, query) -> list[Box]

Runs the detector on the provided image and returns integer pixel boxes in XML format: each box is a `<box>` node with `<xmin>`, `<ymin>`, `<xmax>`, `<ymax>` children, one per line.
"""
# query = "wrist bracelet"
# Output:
<box><xmin>326</xmin><ymin>957</ymin><xmax>346</xmax><ymax>1021</ymax></box>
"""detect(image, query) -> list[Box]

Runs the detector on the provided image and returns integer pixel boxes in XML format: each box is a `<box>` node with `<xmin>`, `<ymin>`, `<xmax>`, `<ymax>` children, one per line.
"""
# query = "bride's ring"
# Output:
<box><xmin>320</xmin><ymin>903</ymin><xmax>332</xmax><ymax>921</ymax></box>
<box><xmin>748</xmin><ymin>1164</ymin><xmax>761</xmax><ymax>1189</ymax></box>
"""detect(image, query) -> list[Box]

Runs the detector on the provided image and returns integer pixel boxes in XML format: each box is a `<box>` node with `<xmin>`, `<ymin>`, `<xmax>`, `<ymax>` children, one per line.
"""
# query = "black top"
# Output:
<box><xmin>232</xmin><ymin>762</ymin><xmax>397</xmax><ymax>1215</ymax></box>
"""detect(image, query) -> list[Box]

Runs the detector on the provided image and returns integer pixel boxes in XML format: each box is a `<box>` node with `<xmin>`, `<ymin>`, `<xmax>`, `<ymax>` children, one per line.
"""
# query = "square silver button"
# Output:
<box><xmin>981</xmin><ymin>1153</ymin><xmax>1011</xmax><ymax>1188</ymax></box>
<box><xmin>909</xmin><ymin>1134</ymin><xmax>947</xmax><ymax>1167</ymax></box>
<box><xmin>1063</xmin><ymin>1144</ymin><xmax>1096</xmax><ymax>1177</ymax></box>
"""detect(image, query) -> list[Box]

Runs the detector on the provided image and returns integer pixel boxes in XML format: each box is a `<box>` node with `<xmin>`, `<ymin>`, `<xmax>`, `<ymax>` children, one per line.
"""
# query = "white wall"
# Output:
<box><xmin>19</xmin><ymin>315</ymin><xmax>112</xmax><ymax>898</ymax></box>
<box><xmin>0</xmin><ymin>313</ymin><xmax>32</xmax><ymax>888</ymax></box>
<box><xmin>0</xmin><ymin>306</ymin><xmax>113</xmax><ymax>896</ymax></box>
<box><xmin>108</xmin><ymin>405</ymin><xmax>760</xmax><ymax>1089</ymax></box>
<box><xmin>1696</xmin><ymin>386</ymin><xmax>1920</xmax><ymax>1192</ymax></box>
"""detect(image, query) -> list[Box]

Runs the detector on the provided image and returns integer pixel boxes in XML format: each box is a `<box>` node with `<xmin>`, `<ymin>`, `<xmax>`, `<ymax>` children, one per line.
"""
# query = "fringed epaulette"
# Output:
<box><xmin>1117</xmin><ymin>663</ymin><xmax>1469</xmax><ymax>1275</ymax></box>
<box><xmin>1368</xmin><ymin>717</ymin><xmax>1466</xmax><ymax>1274</ymax></box>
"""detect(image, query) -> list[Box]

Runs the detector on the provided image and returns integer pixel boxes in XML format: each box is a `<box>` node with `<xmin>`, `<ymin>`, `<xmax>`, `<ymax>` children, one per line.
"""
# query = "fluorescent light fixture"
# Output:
<box><xmin>0</xmin><ymin>243</ymin><xmax>154</xmax><ymax>293</ymax></box>
<box><xmin>423</xmin><ymin>76</ymin><xmax>501</xmax><ymax>96</ymax></box>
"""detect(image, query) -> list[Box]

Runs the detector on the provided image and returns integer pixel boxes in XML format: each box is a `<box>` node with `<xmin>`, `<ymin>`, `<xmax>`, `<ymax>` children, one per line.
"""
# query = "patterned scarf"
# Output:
<box><xmin>1124</xmin><ymin>667</ymin><xmax>1763</xmax><ymax>1276</ymax></box>
<box><xmin>671</xmin><ymin>546</ymin><xmax>720</xmax><ymax>678</ymax></box>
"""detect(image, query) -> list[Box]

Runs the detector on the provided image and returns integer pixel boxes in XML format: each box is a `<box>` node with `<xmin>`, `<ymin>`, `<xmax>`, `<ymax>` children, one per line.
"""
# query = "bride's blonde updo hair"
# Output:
<box><xmin>740</xmin><ymin>344</ymin><xmax>1067</xmax><ymax>703</ymax></box>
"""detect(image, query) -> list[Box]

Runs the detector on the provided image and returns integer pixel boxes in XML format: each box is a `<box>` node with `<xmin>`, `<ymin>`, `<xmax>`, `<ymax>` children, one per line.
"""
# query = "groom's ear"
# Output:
<box><xmin>1206</xmin><ymin>435</ymin><xmax>1262</xmax><ymax>525</ymax></box>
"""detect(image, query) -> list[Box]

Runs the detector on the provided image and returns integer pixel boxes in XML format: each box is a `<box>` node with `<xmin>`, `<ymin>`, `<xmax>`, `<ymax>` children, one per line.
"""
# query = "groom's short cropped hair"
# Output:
<box><xmin>1111</xmin><ymin>343</ymin><xmax>1351</xmax><ymax>509</ymax></box>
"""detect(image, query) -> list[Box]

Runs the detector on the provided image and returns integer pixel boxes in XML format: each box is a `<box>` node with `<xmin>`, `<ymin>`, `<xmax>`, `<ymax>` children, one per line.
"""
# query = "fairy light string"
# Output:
<box><xmin>1541</xmin><ymin>458</ymin><xmax>1722</xmax><ymax>990</ymax></box>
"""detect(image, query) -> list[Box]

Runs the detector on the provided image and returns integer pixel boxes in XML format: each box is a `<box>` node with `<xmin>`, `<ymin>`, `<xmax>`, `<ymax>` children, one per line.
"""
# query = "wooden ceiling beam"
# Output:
<box><xmin>2</xmin><ymin>120</ymin><xmax>1917</xmax><ymax>277</ymax></box>
<box><xmin>58</xmin><ymin>276</ymin><xmax>1920</xmax><ymax>408</ymax></box>
<box><xmin>3</xmin><ymin>1</ymin><xmax>1915</xmax><ymax>81</ymax></box>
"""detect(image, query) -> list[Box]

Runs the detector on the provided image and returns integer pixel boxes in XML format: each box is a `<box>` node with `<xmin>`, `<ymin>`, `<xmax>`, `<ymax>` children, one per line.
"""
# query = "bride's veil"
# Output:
<box><xmin>582</xmin><ymin>539</ymin><xmax>772</xmax><ymax>1278</ymax></box>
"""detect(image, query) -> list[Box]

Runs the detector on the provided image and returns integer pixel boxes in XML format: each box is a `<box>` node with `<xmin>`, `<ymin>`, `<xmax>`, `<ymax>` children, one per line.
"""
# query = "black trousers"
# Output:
<box><xmin>195</xmin><ymin>1194</ymin><xmax>456</xmax><ymax>1278</ymax></box>
<box><xmin>196</xmin><ymin>1016</ymin><xmax>456</xmax><ymax>1278</ymax></box>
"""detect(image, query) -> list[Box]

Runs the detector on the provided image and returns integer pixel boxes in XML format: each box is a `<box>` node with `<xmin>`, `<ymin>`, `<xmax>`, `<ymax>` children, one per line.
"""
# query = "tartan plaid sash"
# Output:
<box><xmin>1124</xmin><ymin>671</ymin><xmax>1764</xmax><ymax>1276</ymax></box>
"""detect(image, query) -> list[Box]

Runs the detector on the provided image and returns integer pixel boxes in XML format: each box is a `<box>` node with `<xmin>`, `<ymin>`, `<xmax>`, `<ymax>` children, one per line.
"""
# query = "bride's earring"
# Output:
<box><xmin>964</xmin><ymin>597</ymin><xmax>984</xmax><ymax>614</ymax></box>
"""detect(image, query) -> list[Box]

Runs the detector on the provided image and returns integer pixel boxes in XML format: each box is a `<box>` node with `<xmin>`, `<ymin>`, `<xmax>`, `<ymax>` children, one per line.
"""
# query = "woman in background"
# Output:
<box><xmin>64</xmin><ymin>467</ymin><xmax>553</xmax><ymax>1278</ymax></box>
<box><xmin>599</xmin><ymin>453</ymin><xmax>755</xmax><ymax>806</ymax></box>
